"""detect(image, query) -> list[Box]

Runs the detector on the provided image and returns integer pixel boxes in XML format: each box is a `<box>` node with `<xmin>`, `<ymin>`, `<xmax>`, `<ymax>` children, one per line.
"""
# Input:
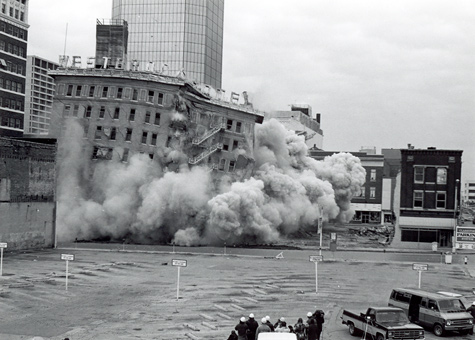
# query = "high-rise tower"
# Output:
<box><xmin>111</xmin><ymin>0</ymin><xmax>224</xmax><ymax>89</ymax></box>
<box><xmin>0</xmin><ymin>0</ymin><xmax>29</xmax><ymax>136</ymax></box>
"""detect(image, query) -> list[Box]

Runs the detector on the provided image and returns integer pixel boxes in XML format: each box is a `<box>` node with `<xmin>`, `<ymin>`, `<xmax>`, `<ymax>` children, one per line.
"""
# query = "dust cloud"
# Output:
<box><xmin>56</xmin><ymin>119</ymin><xmax>366</xmax><ymax>246</ymax></box>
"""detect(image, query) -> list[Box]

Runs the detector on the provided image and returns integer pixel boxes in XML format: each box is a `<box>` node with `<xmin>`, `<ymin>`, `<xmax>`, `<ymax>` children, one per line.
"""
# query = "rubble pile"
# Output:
<box><xmin>349</xmin><ymin>225</ymin><xmax>395</xmax><ymax>245</ymax></box>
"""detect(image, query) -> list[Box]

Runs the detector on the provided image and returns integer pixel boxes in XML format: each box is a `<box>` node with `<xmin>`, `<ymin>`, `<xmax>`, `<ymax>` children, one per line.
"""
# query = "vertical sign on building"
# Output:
<box><xmin>0</xmin><ymin>243</ymin><xmax>7</xmax><ymax>276</ymax></box>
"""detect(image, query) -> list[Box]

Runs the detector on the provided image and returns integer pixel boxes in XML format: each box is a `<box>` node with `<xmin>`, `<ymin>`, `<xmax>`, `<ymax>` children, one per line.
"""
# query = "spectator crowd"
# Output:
<box><xmin>227</xmin><ymin>309</ymin><xmax>325</xmax><ymax>340</ymax></box>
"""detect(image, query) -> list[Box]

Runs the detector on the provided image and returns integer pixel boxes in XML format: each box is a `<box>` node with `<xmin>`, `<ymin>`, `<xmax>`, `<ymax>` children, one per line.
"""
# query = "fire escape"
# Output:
<box><xmin>188</xmin><ymin>119</ymin><xmax>226</xmax><ymax>165</ymax></box>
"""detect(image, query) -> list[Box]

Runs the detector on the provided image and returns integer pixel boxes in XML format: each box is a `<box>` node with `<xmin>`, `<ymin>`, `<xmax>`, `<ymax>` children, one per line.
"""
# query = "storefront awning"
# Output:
<box><xmin>399</xmin><ymin>224</ymin><xmax>455</xmax><ymax>230</ymax></box>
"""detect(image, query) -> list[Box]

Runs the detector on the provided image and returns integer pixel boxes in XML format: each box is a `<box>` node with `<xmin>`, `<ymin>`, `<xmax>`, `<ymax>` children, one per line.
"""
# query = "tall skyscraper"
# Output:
<box><xmin>111</xmin><ymin>0</ymin><xmax>224</xmax><ymax>89</ymax></box>
<box><xmin>24</xmin><ymin>55</ymin><xmax>58</xmax><ymax>134</ymax></box>
<box><xmin>0</xmin><ymin>0</ymin><xmax>29</xmax><ymax>136</ymax></box>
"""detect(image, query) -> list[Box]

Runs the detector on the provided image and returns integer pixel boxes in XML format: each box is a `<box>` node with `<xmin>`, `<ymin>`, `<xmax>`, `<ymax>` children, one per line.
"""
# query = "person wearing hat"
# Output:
<box><xmin>265</xmin><ymin>315</ymin><xmax>275</xmax><ymax>332</ymax></box>
<box><xmin>305</xmin><ymin>312</ymin><xmax>314</xmax><ymax>337</ymax></box>
<box><xmin>235</xmin><ymin>316</ymin><xmax>249</xmax><ymax>340</ymax></box>
<box><xmin>246</xmin><ymin>313</ymin><xmax>258</xmax><ymax>340</ymax></box>
<box><xmin>255</xmin><ymin>317</ymin><xmax>271</xmax><ymax>340</ymax></box>
<box><xmin>274</xmin><ymin>317</ymin><xmax>289</xmax><ymax>332</ymax></box>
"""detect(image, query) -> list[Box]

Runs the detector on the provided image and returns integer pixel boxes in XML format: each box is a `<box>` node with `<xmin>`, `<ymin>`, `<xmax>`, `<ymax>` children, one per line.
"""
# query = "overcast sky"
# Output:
<box><xmin>28</xmin><ymin>0</ymin><xmax>475</xmax><ymax>181</ymax></box>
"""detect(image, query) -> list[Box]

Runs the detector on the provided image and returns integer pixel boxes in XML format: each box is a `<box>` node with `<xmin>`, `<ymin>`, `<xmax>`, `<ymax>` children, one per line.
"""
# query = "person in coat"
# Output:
<box><xmin>255</xmin><ymin>317</ymin><xmax>271</xmax><ymax>340</ymax></box>
<box><xmin>235</xmin><ymin>317</ymin><xmax>249</xmax><ymax>340</ymax></box>
<box><xmin>246</xmin><ymin>313</ymin><xmax>259</xmax><ymax>340</ymax></box>
<box><xmin>467</xmin><ymin>302</ymin><xmax>475</xmax><ymax>335</ymax></box>
<box><xmin>294</xmin><ymin>318</ymin><xmax>306</xmax><ymax>340</ymax></box>
<box><xmin>306</xmin><ymin>318</ymin><xmax>318</xmax><ymax>340</ymax></box>
<box><xmin>227</xmin><ymin>330</ymin><xmax>238</xmax><ymax>340</ymax></box>
<box><xmin>265</xmin><ymin>315</ymin><xmax>275</xmax><ymax>332</ymax></box>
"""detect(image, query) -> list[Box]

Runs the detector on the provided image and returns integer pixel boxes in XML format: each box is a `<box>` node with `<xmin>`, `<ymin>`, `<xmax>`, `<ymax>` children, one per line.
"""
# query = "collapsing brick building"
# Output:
<box><xmin>48</xmin><ymin>68</ymin><xmax>263</xmax><ymax>178</ymax></box>
<box><xmin>0</xmin><ymin>137</ymin><xmax>57</xmax><ymax>250</ymax></box>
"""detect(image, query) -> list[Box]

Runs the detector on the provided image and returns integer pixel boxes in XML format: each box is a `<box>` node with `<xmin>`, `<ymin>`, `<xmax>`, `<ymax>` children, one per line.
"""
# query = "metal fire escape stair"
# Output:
<box><xmin>192</xmin><ymin>122</ymin><xmax>226</xmax><ymax>145</ymax></box>
<box><xmin>188</xmin><ymin>143</ymin><xmax>223</xmax><ymax>165</ymax></box>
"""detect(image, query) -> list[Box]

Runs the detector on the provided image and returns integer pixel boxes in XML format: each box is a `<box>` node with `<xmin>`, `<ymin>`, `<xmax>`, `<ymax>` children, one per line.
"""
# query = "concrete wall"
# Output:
<box><xmin>0</xmin><ymin>202</ymin><xmax>55</xmax><ymax>249</ymax></box>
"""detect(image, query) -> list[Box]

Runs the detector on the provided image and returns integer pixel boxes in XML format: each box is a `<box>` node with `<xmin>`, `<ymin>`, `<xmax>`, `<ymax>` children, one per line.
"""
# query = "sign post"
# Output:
<box><xmin>0</xmin><ymin>243</ymin><xmax>7</xmax><ymax>276</ymax></box>
<box><xmin>61</xmin><ymin>254</ymin><xmax>75</xmax><ymax>291</ymax></box>
<box><xmin>310</xmin><ymin>255</ymin><xmax>323</xmax><ymax>293</ymax></box>
<box><xmin>172</xmin><ymin>259</ymin><xmax>187</xmax><ymax>300</ymax></box>
<box><xmin>412</xmin><ymin>263</ymin><xmax>428</xmax><ymax>289</ymax></box>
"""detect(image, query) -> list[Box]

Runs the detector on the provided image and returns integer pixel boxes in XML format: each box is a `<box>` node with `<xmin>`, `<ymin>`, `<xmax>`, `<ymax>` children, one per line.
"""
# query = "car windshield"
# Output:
<box><xmin>438</xmin><ymin>299</ymin><xmax>466</xmax><ymax>312</ymax></box>
<box><xmin>377</xmin><ymin>311</ymin><xmax>410</xmax><ymax>324</ymax></box>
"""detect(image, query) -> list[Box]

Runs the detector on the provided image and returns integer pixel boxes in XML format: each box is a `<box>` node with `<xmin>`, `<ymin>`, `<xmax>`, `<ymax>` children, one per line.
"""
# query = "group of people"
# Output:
<box><xmin>227</xmin><ymin>310</ymin><xmax>325</xmax><ymax>340</ymax></box>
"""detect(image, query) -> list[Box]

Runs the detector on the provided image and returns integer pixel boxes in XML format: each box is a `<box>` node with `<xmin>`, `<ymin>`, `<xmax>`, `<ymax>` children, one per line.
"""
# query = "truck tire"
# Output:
<box><xmin>348</xmin><ymin>322</ymin><xmax>359</xmax><ymax>336</ymax></box>
<box><xmin>433</xmin><ymin>323</ymin><xmax>444</xmax><ymax>337</ymax></box>
<box><xmin>376</xmin><ymin>333</ymin><xmax>385</xmax><ymax>340</ymax></box>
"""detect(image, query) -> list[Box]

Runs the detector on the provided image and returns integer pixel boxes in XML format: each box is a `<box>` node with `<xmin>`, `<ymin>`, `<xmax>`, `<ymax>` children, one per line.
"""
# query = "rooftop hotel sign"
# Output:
<box><xmin>455</xmin><ymin>226</ymin><xmax>475</xmax><ymax>249</ymax></box>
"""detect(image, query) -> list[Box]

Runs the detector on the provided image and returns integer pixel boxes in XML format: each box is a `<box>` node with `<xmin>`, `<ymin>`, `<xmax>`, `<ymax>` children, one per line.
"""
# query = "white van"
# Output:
<box><xmin>257</xmin><ymin>333</ymin><xmax>297</xmax><ymax>340</ymax></box>
<box><xmin>388</xmin><ymin>288</ymin><xmax>473</xmax><ymax>336</ymax></box>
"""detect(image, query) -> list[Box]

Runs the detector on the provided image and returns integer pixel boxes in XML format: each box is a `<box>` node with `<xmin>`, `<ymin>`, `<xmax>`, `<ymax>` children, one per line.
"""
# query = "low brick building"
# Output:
<box><xmin>0</xmin><ymin>137</ymin><xmax>56</xmax><ymax>250</ymax></box>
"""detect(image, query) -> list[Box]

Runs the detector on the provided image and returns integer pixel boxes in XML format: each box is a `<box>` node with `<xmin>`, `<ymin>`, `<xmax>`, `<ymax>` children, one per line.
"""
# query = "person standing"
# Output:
<box><xmin>235</xmin><ymin>317</ymin><xmax>249</xmax><ymax>340</ymax></box>
<box><xmin>294</xmin><ymin>317</ymin><xmax>306</xmax><ymax>340</ymax></box>
<box><xmin>265</xmin><ymin>315</ymin><xmax>275</xmax><ymax>332</ymax></box>
<box><xmin>246</xmin><ymin>313</ymin><xmax>259</xmax><ymax>340</ymax></box>
<box><xmin>306</xmin><ymin>318</ymin><xmax>318</xmax><ymax>340</ymax></box>
<box><xmin>255</xmin><ymin>317</ymin><xmax>271</xmax><ymax>340</ymax></box>
<box><xmin>467</xmin><ymin>302</ymin><xmax>475</xmax><ymax>335</ymax></box>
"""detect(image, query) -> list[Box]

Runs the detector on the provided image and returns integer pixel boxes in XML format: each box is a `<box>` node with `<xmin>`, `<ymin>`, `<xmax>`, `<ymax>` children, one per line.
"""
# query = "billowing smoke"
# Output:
<box><xmin>56</xmin><ymin>118</ymin><xmax>365</xmax><ymax>245</ymax></box>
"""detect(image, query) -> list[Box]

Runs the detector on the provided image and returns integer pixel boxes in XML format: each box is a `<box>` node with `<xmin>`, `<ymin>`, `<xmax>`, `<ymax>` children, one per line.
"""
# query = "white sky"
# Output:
<box><xmin>28</xmin><ymin>0</ymin><xmax>475</xmax><ymax>181</ymax></box>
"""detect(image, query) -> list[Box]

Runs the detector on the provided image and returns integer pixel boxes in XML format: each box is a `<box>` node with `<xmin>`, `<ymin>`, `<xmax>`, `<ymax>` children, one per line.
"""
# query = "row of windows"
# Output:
<box><xmin>0</xmin><ymin>41</ymin><xmax>26</xmax><ymax>59</ymax></box>
<box><xmin>0</xmin><ymin>77</ymin><xmax>22</xmax><ymax>93</ymax></box>
<box><xmin>1</xmin><ymin>4</ymin><xmax>26</xmax><ymax>22</ymax></box>
<box><xmin>0</xmin><ymin>58</ymin><xmax>25</xmax><ymax>76</ymax></box>
<box><xmin>64</xmin><ymin>104</ymin><xmax>161</xmax><ymax>125</ymax></box>
<box><xmin>0</xmin><ymin>96</ymin><xmax>23</xmax><ymax>111</ymax></box>
<box><xmin>61</xmin><ymin>84</ymin><xmax>165</xmax><ymax>105</ymax></box>
<box><xmin>0</xmin><ymin>116</ymin><xmax>22</xmax><ymax>129</ymax></box>
<box><xmin>414</xmin><ymin>166</ymin><xmax>447</xmax><ymax>184</ymax></box>
<box><xmin>357</xmin><ymin>187</ymin><xmax>377</xmax><ymax>199</ymax></box>
<box><xmin>33</xmin><ymin>79</ymin><xmax>54</xmax><ymax>89</ymax></box>
<box><xmin>0</xmin><ymin>18</ymin><xmax>27</xmax><ymax>39</ymax></box>
<box><xmin>413</xmin><ymin>190</ymin><xmax>447</xmax><ymax>209</ymax></box>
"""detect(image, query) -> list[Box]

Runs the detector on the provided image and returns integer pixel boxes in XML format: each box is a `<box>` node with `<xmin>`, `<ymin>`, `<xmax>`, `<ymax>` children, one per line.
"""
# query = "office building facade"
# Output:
<box><xmin>0</xmin><ymin>0</ymin><xmax>28</xmax><ymax>136</ymax></box>
<box><xmin>24</xmin><ymin>56</ymin><xmax>58</xmax><ymax>134</ymax></box>
<box><xmin>111</xmin><ymin>0</ymin><xmax>224</xmax><ymax>89</ymax></box>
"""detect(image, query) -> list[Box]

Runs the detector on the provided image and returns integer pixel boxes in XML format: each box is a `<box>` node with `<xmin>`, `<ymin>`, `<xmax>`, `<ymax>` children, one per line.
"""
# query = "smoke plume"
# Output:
<box><xmin>56</xmin><ymin>118</ymin><xmax>366</xmax><ymax>245</ymax></box>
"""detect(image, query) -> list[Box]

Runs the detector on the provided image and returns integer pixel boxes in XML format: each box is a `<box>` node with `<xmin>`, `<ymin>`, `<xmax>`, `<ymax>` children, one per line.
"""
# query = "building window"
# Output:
<box><xmin>113</xmin><ymin>107</ymin><xmax>120</xmax><ymax>119</ymax></box>
<box><xmin>370</xmin><ymin>169</ymin><xmax>376</xmax><ymax>181</ymax></box>
<box><xmin>223</xmin><ymin>138</ymin><xmax>230</xmax><ymax>151</ymax></box>
<box><xmin>437</xmin><ymin>168</ymin><xmax>447</xmax><ymax>185</ymax></box>
<box><xmin>232</xmin><ymin>140</ymin><xmax>239</xmax><ymax>150</ymax></box>
<box><xmin>132</xmin><ymin>89</ymin><xmax>138</xmax><ymax>101</ymax></box>
<box><xmin>236</xmin><ymin>121</ymin><xmax>242</xmax><ymax>133</ymax></box>
<box><xmin>414</xmin><ymin>191</ymin><xmax>423</xmax><ymax>208</ymax></box>
<box><xmin>64</xmin><ymin>104</ymin><xmax>71</xmax><ymax>115</ymax></box>
<box><xmin>83</xmin><ymin>124</ymin><xmax>88</xmax><ymax>137</ymax></box>
<box><xmin>151</xmin><ymin>133</ymin><xmax>157</xmax><ymax>145</ymax></box>
<box><xmin>370</xmin><ymin>187</ymin><xmax>376</xmax><ymax>198</ymax></box>
<box><xmin>436</xmin><ymin>191</ymin><xmax>446</xmax><ymax>209</ymax></box>
<box><xmin>88</xmin><ymin>86</ymin><xmax>95</xmax><ymax>97</ymax></box>
<box><xmin>95</xmin><ymin>126</ymin><xmax>102</xmax><ymax>139</ymax></box>
<box><xmin>142</xmin><ymin>131</ymin><xmax>148</xmax><ymax>144</ymax></box>
<box><xmin>129</xmin><ymin>109</ymin><xmax>135</xmax><ymax>121</ymax></box>
<box><xmin>99</xmin><ymin>106</ymin><xmax>105</xmax><ymax>118</ymax></box>
<box><xmin>145</xmin><ymin>111</ymin><xmax>151</xmax><ymax>123</ymax></box>
<box><xmin>110</xmin><ymin>127</ymin><xmax>116</xmax><ymax>140</ymax></box>
<box><xmin>228</xmin><ymin>160</ymin><xmax>236</xmax><ymax>172</ymax></box>
<box><xmin>414</xmin><ymin>167</ymin><xmax>424</xmax><ymax>183</ymax></box>
<box><xmin>157</xmin><ymin>92</ymin><xmax>164</xmax><ymax>105</ymax></box>
<box><xmin>66</xmin><ymin>85</ymin><xmax>73</xmax><ymax>96</ymax></box>
<box><xmin>148</xmin><ymin>90</ymin><xmax>154</xmax><ymax>103</ymax></box>
<box><xmin>72</xmin><ymin>105</ymin><xmax>79</xmax><ymax>117</ymax></box>
<box><xmin>117</xmin><ymin>87</ymin><xmax>123</xmax><ymax>99</ymax></box>
<box><xmin>85</xmin><ymin>106</ymin><xmax>92</xmax><ymax>118</ymax></box>
<box><xmin>360</xmin><ymin>187</ymin><xmax>366</xmax><ymax>197</ymax></box>
<box><xmin>154</xmin><ymin>112</ymin><xmax>160</xmax><ymax>125</ymax></box>
<box><xmin>122</xmin><ymin>148</ymin><xmax>129</xmax><ymax>162</ymax></box>
<box><xmin>75</xmin><ymin>85</ymin><xmax>82</xmax><ymax>97</ymax></box>
<box><xmin>102</xmin><ymin>86</ymin><xmax>109</xmax><ymax>98</ymax></box>
<box><xmin>227</xmin><ymin>119</ymin><xmax>233</xmax><ymax>130</ymax></box>
<box><xmin>125</xmin><ymin>128</ymin><xmax>132</xmax><ymax>141</ymax></box>
<box><xmin>218</xmin><ymin>158</ymin><xmax>225</xmax><ymax>171</ymax></box>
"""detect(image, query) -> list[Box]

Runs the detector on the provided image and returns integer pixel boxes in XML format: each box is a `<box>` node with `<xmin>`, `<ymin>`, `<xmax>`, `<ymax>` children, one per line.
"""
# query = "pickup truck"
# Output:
<box><xmin>341</xmin><ymin>307</ymin><xmax>425</xmax><ymax>340</ymax></box>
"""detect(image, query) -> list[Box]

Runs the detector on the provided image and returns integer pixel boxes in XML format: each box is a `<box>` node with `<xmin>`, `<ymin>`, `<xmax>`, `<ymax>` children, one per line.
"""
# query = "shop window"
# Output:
<box><xmin>413</xmin><ymin>191</ymin><xmax>423</xmax><ymax>208</ymax></box>
<box><xmin>414</xmin><ymin>167</ymin><xmax>424</xmax><ymax>183</ymax></box>
<box><xmin>437</xmin><ymin>168</ymin><xmax>447</xmax><ymax>185</ymax></box>
<box><xmin>436</xmin><ymin>192</ymin><xmax>446</xmax><ymax>209</ymax></box>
